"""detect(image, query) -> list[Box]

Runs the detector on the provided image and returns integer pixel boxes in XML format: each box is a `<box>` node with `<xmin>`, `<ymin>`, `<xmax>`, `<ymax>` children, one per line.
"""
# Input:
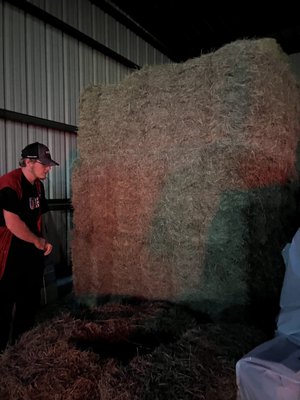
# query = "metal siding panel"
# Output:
<box><xmin>0</xmin><ymin>1</ymin><xmax>4</xmax><ymax>109</ymax></box>
<box><xmin>62</xmin><ymin>0</ymin><xmax>79</xmax><ymax>27</ymax></box>
<box><xmin>18</xmin><ymin>124</ymin><xmax>28</xmax><ymax>155</ymax></box>
<box><xmin>45</xmin><ymin>0</ymin><xmax>63</xmax><ymax>20</ymax></box>
<box><xmin>0</xmin><ymin>119</ymin><xmax>6</xmax><ymax>175</ymax></box>
<box><xmin>65</xmin><ymin>133</ymin><xmax>75</xmax><ymax>200</ymax></box>
<box><xmin>93</xmin><ymin>50</ymin><xmax>107</xmax><ymax>84</ymax></box>
<box><xmin>137</xmin><ymin>37</ymin><xmax>148</xmax><ymax>66</ymax></box>
<box><xmin>78</xmin><ymin>0</ymin><xmax>93</xmax><ymax>37</ymax></box>
<box><xmin>66</xmin><ymin>132</ymin><xmax>77</xmax><ymax>198</ymax></box>
<box><xmin>27</xmin><ymin>0</ymin><xmax>46</xmax><ymax>8</ymax></box>
<box><xmin>45</xmin><ymin>25</ymin><xmax>65</xmax><ymax>122</ymax></box>
<box><xmin>14</xmin><ymin>124</ymin><xmax>28</xmax><ymax>166</ymax></box>
<box><xmin>162</xmin><ymin>54</ymin><xmax>170</xmax><ymax>64</ymax></box>
<box><xmin>106</xmin><ymin>57</ymin><xmax>119</xmax><ymax>84</ymax></box>
<box><xmin>92</xmin><ymin>5</ymin><xmax>106</xmax><ymax>44</ymax></box>
<box><xmin>67</xmin><ymin>209</ymin><xmax>72</xmax><ymax>266</ymax></box>
<box><xmin>4</xmin><ymin>3</ymin><xmax>27</xmax><ymax>113</ymax></box>
<box><xmin>289</xmin><ymin>54</ymin><xmax>300</xmax><ymax>83</ymax></box>
<box><xmin>147</xmin><ymin>44</ymin><xmax>155</xmax><ymax>65</ymax></box>
<box><xmin>39</xmin><ymin>125</ymin><xmax>49</xmax><ymax>146</ymax></box>
<box><xmin>5</xmin><ymin>122</ymin><xmax>17</xmax><ymax>172</ymax></box>
<box><xmin>63</xmin><ymin>35</ymin><xmax>79</xmax><ymax>125</ymax></box>
<box><xmin>105</xmin><ymin>13</ymin><xmax>118</xmax><ymax>53</ymax></box>
<box><xmin>48</xmin><ymin>130</ymin><xmax>68</xmax><ymax>199</ymax></box>
<box><xmin>128</xmin><ymin>30</ymin><xmax>138</xmax><ymax>65</ymax></box>
<box><xmin>38</xmin><ymin>126</ymin><xmax>51</xmax><ymax>196</ymax></box>
<box><xmin>48</xmin><ymin>132</ymin><xmax>59</xmax><ymax>198</ymax></box>
<box><xmin>26</xmin><ymin>14</ymin><xmax>48</xmax><ymax>118</ymax></box>
<box><xmin>5</xmin><ymin>121</ymin><xmax>27</xmax><ymax>172</ymax></box>
<box><xmin>118</xmin><ymin>23</ymin><xmax>129</xmax><ymax>59</ymax></box>
<box><xmin>79</xmin><ymin>43</ymin><xmax>94</xmax><ymax>91</ymax></box>
<box><xmin>27</xmin><ymin>124</ymin><xmax>39</xmax><ymax>144</ymax></box>
<box><xmin>57</xmin><ymin>132</ymin><xmax>67</xmax><ymax>198</ymax></box>
<box><xmin>155</xmin><ymin>50</ymin><xmax>163</xmax><ymax>65</ymax></box>
<box><xmin>119</xmin><ymin>64</ymin><xmax>130</xmax><ymax>82</ymax></box>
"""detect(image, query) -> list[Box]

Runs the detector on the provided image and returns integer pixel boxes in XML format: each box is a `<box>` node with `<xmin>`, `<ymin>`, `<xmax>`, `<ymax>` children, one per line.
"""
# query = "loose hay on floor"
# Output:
<box><xmin>0</xmin><ymin>300</ymin><xmax>269</xmax><ymax>400</ymax></box>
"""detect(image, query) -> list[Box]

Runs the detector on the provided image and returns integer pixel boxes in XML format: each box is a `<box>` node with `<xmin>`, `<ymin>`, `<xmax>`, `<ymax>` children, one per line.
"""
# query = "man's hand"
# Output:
<box><xmin>34</xmin><ymin>237</ymin><xmax>53</xmax><ymax>255</ymax></box>
<box><xmin>4</xmin><ymin>210</ymin><xmax>53</xmax><ymax>256</ymax></box>
<box><xmin>43</xmin><ymin>241</ymin><xmax>53</xmax><ymax>256</ymax></box>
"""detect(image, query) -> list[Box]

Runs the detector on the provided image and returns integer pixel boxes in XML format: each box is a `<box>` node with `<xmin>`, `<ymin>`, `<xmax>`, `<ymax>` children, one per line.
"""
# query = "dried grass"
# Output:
<box><xmin>0</xmin><ymin>298</ymin><xmax>269</xmax><ymax>399</ymax></box>
<box><xmin>72</xmin><ymin>38</ymin><xmax>300</xmax><ymax>325</ymax></box>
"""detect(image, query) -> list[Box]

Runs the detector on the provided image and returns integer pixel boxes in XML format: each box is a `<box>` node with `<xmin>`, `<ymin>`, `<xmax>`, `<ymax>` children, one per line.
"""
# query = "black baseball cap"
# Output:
<box><xmin>21</xmin><ymin>142</ymin><xmax>59</xmax><ymax>166</ymax></box>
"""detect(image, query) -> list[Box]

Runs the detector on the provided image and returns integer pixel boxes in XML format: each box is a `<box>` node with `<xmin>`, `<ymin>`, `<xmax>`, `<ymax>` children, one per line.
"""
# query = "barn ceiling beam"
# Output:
<box><xmin>0</xmin><ymin>108</ymin><xmax>78</xmax><ymax>133</ymax></box>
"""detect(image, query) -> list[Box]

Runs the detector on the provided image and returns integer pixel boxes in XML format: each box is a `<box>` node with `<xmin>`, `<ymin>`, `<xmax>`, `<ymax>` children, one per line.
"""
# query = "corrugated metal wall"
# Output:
<box><xmin>0</xmin><ymin>0</ymin><xmax>170</xmax><ymax>293</ymax></box>
<box><xmin>0</xmin><ymin>0</ymin><xmax>170</xmax><ymax>177</ymax></box>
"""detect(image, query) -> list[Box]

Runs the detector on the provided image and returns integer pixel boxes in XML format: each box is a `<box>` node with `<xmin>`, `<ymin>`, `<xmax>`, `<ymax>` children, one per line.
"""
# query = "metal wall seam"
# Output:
<box><xmin>45</xmin><ymin>0</ymin><xmax>62</xmax><ymax>20</ymax></box>
<box><xmin>92</xmin><ymin>3</ymin><xmax>106</xmax><ymax>45</ymax></box>
<box><xmin>0</xmin><ymin>0</ymin><xmax>4</xmax><ymax>109</ymax></box>
<box><xmin>62</xmin><ymin>0</ymin><xmax>78</xmax><ymax>28</ymax></box>
<box><xmin>78</xmin><ymin>0</ymin><xmax>93</xmax><ymax>37</ymax></box>
<box><xmin>28</xmin><ymin>0</ymin><xmax>45</xmax><ymax>10</ymax></box>
<box><xmin>48</xmin><ymin>130</ymin><xmax>65</xmax><ymax>199</ymax></box>
<box><xmin>138</xmin><ymin>37</ymin><xmax>148</xmax><ymax>66</ymax></box>
<box><xmin>118</xmin><ymin>23</ymin><xmax>129</xmax><ymax>60</ymax></box>
<box><xmin>92</xmin><ymin>49</ymin><xmax>107</xmax><ymax>85</ymax></box>
<box><xmin>63</xmin><ymin>34</ymin><xmax>79</xmax><ymax>126</ymax></box>
<box><xmin>0</xmin><ymin>119</ymin><xmax>6</xmax><ymax>172</ymax></box>
<box><xmin>79</xmin><ymin>42</ymin><xmax>94</xmax><ymax>93</ymax></box>
<box><xmin>46</xmin><ymin>24</ymin><xmax>65</xmax><ymax>123</ymax></box>
<box><xmin>65</xmin><ymin>133</ymin><xmax>77</xmax><ymax>199</ymax></box>
<box><xmin>147</xmin><ymin>44</ymin><xmax>155</xmax><ymax>65</ymax></box>
<box><xmin>4</xmin><ymin>120</ymin><xmax>26</xmax><ymax>172</ymax></box>
<box><xmin>26</xmin><ymin>13</ymin><xmax>47</xmax><ymax>119</ymax></box>
<box><xmin>4</xmin><ymin>3</ymin><xmax>27</xmax><ymax>113</ymax></box>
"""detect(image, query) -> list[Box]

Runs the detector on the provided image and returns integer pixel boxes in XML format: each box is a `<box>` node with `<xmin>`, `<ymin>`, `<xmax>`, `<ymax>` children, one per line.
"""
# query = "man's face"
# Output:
<box><xmin>27</xmin><ymin>159</ymin><xmax>52</xmax><ymax>180</ymax></box>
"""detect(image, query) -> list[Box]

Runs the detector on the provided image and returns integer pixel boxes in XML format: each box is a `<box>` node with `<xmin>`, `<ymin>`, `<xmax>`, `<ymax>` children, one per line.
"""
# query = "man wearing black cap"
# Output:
<box><xmin>0</xmin><ymin>142</ymin><xmax>59</xmax><ymax>351</ymax></box>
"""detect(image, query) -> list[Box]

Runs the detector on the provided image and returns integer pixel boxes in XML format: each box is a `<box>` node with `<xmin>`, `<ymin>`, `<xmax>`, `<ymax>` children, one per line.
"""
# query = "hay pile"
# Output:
<box><xmin>72</xmin><ymin>38</ymin><xmax>300</xmax><ymax>325</ymax></box>
<box><xmin>0</xmin><ymin>299</ymin><xmax>268</xmax><ymax>400</ymax></box>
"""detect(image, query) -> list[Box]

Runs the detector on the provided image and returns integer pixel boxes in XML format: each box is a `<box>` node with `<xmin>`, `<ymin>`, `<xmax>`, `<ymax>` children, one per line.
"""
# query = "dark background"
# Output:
<box><xmin>98</xmin><ymin>1</ymin><xmax>300</xmax><ymax>62</ymax></box>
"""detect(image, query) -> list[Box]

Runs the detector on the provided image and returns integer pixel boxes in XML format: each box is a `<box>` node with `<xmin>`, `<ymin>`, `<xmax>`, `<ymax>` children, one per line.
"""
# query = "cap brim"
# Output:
<box><xmin>49</xmin><ymin>160</ymin><xmax>59</xmax><ymax>166</ymax></box>
<box><xmin>39</xmin><ymin>158</ymin><xmax>59</xmax><ymax>166</ymax></box>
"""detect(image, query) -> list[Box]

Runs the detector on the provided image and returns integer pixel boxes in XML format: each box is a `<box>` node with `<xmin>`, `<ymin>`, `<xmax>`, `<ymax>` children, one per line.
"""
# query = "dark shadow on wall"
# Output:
<box><xmin>199</xmin><ymin>181</ymin><xmax>299</xmax><ymax>335</ymax></box>
<box><xmin>198</xmin><ymin>142</ymin><xmax>300</xmax><ymax>333</ymax></box>
<box><xmin>149</xmin><ymin>147</ymin><xmax>300</xmax><ymax>335</ymax></box>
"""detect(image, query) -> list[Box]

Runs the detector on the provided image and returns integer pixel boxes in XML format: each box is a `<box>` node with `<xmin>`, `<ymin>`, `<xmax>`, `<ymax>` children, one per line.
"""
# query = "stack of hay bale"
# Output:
<box><xmin>72</xmin><ymin>38</ymin><xmax>300</xmax><ymax>326</ymax></box>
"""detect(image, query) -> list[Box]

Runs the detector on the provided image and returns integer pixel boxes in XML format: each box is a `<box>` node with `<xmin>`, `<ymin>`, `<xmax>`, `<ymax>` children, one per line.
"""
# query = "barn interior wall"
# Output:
<box><xmin>1</xmin><ymin>0</ymin><xmax>300</xmax><ymax>302</ymax></box>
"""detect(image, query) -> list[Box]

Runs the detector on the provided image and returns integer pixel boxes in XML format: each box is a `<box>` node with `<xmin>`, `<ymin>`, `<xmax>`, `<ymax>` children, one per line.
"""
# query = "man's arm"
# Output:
<box><xmin>4</xmin><ymin>210</ymin><xmax>52</xmax><ymax>256</ymax></box>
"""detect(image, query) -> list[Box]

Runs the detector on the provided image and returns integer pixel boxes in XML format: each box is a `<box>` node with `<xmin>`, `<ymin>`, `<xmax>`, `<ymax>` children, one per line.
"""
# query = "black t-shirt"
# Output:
<box><xmin>0</xmin><ymin>173</ymin><xmax>48</xmax><ymax>262</ymax></box>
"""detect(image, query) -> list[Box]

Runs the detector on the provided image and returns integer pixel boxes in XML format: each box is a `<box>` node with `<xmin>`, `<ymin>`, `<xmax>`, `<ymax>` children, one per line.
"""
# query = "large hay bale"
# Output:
<box><xmin>72</xmin><ymin>38</ymin><xmax>300</xmax><ymax>325</ymax></box>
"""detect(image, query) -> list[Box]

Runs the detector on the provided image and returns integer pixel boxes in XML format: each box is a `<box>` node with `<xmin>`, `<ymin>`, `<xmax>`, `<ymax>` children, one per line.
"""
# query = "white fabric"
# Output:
<box><xmin>236</xmin><ymin>228</ymin><xmax>300</xmax><ymax>399</ymax></box>
<box><xmin>236</xmin><ymin>336</ymin><xmax>300</xmax><ymax>400</ymax></box>
<box><xmin>276</xmin><ymin>228</ymin><xmax>300</xmax><ymax>343</ymax></box>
